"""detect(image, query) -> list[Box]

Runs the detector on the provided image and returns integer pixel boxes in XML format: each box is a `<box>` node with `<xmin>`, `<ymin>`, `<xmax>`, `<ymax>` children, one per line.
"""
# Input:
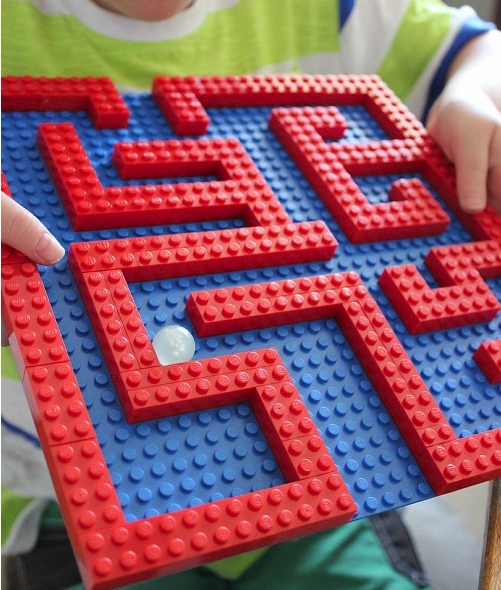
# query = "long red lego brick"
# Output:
<box><xmin>2</xmin><ymin>76</ymin><xmax>129</xmax><ymax>128</ymax></box>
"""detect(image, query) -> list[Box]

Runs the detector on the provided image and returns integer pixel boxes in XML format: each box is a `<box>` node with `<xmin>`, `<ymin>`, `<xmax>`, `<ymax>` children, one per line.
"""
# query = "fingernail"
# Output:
<box><xmin>461</xmin><ymin>191</ymin><xmax>486</xmax><ymax>214</ymax></box>
<box><xmin>35</xmin><ymin>232</ymin><xmax>65</xmax><ymax>264</ymax></box>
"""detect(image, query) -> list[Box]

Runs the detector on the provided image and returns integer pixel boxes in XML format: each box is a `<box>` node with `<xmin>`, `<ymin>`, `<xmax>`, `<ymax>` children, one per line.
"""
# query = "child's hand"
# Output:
<box><xmin>427</xmin><ymin>84</ymin><xmax>501</xmax><ymax>214</ymax></box>
<box><xmin>1</xmin><ymin>191</ymin><xmax>65</xmax><ymax>346</ymax></box>
<box><xmin>427</xmin><ymin>30</ymin><xmax>501</xmax><ymax>215</ymax></box>
<box><xmin>1</xmin><ymin>190</ymin><xmax>65</xmax><ymax>265</ymax></box>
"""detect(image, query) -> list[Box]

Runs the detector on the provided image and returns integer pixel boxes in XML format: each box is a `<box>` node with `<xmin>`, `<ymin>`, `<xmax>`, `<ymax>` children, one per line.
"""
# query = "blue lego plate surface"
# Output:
<box><xmin>2</xmin><ymin>94</ymin><xmax>500</xmax><ymax>523</ymax></box>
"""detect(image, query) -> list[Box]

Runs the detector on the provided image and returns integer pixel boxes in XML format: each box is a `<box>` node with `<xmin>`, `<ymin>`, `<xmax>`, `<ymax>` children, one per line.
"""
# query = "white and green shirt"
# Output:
<box><xmin>2</xmin><ymin>0</ymin><xmax>493</xmax><ymax>117</ymax></box>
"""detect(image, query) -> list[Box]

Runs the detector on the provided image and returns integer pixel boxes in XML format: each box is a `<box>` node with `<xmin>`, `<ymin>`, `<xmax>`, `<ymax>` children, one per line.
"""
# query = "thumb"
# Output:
<box><xmin>1</xmin><ymin>191</ymin><xmax>65</xmax><ymax>265</ymax></box>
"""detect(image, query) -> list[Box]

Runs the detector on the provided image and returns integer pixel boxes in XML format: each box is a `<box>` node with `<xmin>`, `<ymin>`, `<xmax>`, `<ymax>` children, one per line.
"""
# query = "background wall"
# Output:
<box><xmin>445</xmin><ymin>0</ymin><xmax>498</xmax><ymax>22</ymax></box>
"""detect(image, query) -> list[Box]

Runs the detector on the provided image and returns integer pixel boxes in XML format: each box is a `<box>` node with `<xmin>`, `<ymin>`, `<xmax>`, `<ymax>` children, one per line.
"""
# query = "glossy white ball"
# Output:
<box><xmin>152</xmin><ymin>325</ymin><xmax>196</xmax><ymax>366</ymax></box>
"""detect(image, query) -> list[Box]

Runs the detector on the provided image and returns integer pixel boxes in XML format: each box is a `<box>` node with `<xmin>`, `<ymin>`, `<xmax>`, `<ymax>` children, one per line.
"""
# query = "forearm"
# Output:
<box><xmin>445</xmin><ymin>29</ymin><xmax>501</xmax><ymax>108</ymax></box>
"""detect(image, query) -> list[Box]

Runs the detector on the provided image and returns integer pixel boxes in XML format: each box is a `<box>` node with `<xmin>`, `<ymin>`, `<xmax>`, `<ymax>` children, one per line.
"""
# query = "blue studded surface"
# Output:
<box><xmin>2</xmin><ymin>95</ymin><xmax>500</xmax><ymax>522</ymax></box>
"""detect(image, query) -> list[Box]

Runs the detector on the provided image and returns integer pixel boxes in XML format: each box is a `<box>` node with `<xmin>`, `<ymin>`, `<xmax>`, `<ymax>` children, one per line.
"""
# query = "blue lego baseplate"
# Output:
<box><xmin>2</xmin><ymin>91</ymin><xmax>500</xmax><ymax>530</ymax></box>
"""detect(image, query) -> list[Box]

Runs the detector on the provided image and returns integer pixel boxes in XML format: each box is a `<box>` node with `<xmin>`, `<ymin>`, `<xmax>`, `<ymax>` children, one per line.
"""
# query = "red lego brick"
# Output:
<box><xmin>2</xmin><ymin>170</ymin><xmax>11</xmax><ymax>195</ymax></box>
<box><xmin>471</xmin><ymin>209</ymin><xmax>501</xmax><ymax>240</ymax></box>
<box><xmin>102</xmin><ymin>270</ymin><xmax>158</xmax><ymax>368</ymax></box>
<box><xmin>269</xmin><ymin>106</ymin><xmax>450</xmax><ymax>243</ymax></box>
<box><xmin>1</xmin><ymin>244</ymin><xmax>31</xmax><ymax>266</ymax></box>
<box><xmin>123</xmin><ymin>345</ymin><xmax>276</xmax><ymax>394</ymax></box>
<box><xmin>68</xmin><ymin>225</ymin><xmax>336</xmax><ymax>283</ymax></box>
<box><xmin>152</xmin><ymin>74</ymin><xmax>424</xmax><ymax>140</ymax></box>
<box><xmin>252</xmin><ymin>379</ymin><xmax>336</xmax><ymax>481</ymax></box>
<box><xmin>1</xmin><ymin>76</ymin><xmax>129</xmax><ymax>128</ymax></box>
<box><xmin>118</xmin><ymin>348</ymin><xmax>290</xmax><ymax>422</ymax></box>
<box><xmin>416</xmin><ymin>430</ymin><xmax>501</xmax><ymax>494</ymax></box>
<box><xmin>379</xmin><ymin>240</ymin><xmax>501</xmax><ymax>334</ymax></box>
<box><xmin>474</xmin><ymin>340</ymin><xmax>501</xmax><ymax>384</ymax></box>
<box><xmin>1</xmin><ymin>261</ymin><xmax>69</xmax><ymax>374</ymax></box>
<box><xmin>36</xmin><ymin>123</ymin><xmax>102</xmax><ymax>228</ymax></box>
<box><xmin>23</xmin><ymin>362</ymin><xmax>95</xmax><ymax>449</ymax></box>
<box><xmin>251</xmin><ymin>379</ymin><xmax>321</xmax><ymax>447</ymax></box>
<box><xmin>186</xmin><ymin>272</ymin><xmax>364</xmax><ymax>337</ymax></box>
<box><xmin>425</xmin><ymin>240</ymin><xmax>501</xmax><ymax>283</ymax></box>
<box><xmin>75</xmin><ymin>471</ymin><xmax>355</xmax><ymax>590</ymax></box>
<box><xmin>151</xmin><ymin>89</ymin><xmax>211</xmax><ymax>135</ymax></box>
<box><xmin>72</xmin><ymin>269</ymin><xmax>143</xmax><ymax>378</ymax></box>
<box><xmin>274</xmin><ymin>434</ymin><xmax>337</xmax><ymax>481</ymax></box>
<box><xmin>45</xmin><ymin>439</ymin><xmax>125</xmax><ymax>542</ymax></box>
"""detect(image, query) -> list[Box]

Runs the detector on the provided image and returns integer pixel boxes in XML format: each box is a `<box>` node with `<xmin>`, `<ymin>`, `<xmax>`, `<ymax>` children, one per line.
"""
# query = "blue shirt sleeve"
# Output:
<box><xmin>423</xmin><ymin>14</ymin><xmax>495</xmax><ymax>120</ymax></box>
<box><xmin>339</xmin><ymin>0</ymin><xmax>355</xmax><ymax>28</ymax></box>
<box><xmin>338</xmin><ymin>2</ymin><xmax>495</xmax><ymax>121</ymax></box>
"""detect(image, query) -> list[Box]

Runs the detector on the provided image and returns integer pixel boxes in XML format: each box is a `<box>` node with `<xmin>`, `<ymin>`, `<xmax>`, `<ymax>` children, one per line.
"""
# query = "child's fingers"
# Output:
<box><xmin>427</xmin><ymin>87</ymin><xmax>501</xmax><ymax>215</ymax></box>
<box><xmin>451</xmin><ymin>124</ymin><xmax>490</xmax><ymax>214</ymax></box>
<box><xmin>447</xmin><ymin>107</ymin><xmax>501</xmax><ymax>214</ymax></box>
<box><xmin>1</xmin><ymin>191</ymin><xmax>65</xmax><ymax>264</ymax></box>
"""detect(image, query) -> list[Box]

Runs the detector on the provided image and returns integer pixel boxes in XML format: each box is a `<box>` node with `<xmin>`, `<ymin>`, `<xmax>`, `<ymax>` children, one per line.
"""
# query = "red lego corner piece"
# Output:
<box><xmin>1</xmin><ymin>76</ymin><xmax>129</xmax><ymax>129</ymax></box>
<box><xmin>1</xmin><ymin>262</ymin><xmax>69</xmax><ymax>373</ymax></box>
<box><xmin>379</xmin><ymin>249</ymin><xmax>501</xmax><ymax>335</ymax></box>
<box><xmin>379</xmin><ymin>239</ymin><xmax>501</xmax><ymax>334</ymax></box>
<box><xmin>23</xmin><ymin>362</ymin><xmax>95</xmax><ymax>449</ymax></box>
<box><xmin>45</xmin><ymin>439</ymin><xmax>126</xmax><ymax>545</ymax></box>
<box><xmin>474</xmin><ymin>340</ymin><xmax>501</xmax><ymax>384</ymax></box>
<box><xmin>416</xmin><ymin>430</ymin><xmax>501</xmax><ymax>494</ymax></box>
<box><xmin>152</xmin><ymin>74</ymin><xmax>425</xmax><ymax>140</ymax></box>
<box><xmin>425</xmin><ymin>239</ymin><xmax>501</xmax><ymax>284</ymax></box>
<box><xmin>75</xmin><ymin>472</ymin><xmax>356</xmax><ymax>590</ymax></box>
